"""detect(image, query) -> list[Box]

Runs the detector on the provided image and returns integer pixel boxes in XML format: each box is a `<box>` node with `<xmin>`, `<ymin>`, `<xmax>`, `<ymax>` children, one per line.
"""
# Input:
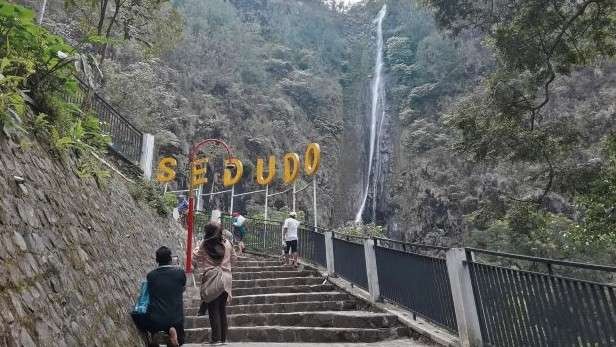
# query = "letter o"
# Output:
<box><xmin>304</xmin><ymin>143</ymin><xmax>321</xmax><ymax>176</ymax></box>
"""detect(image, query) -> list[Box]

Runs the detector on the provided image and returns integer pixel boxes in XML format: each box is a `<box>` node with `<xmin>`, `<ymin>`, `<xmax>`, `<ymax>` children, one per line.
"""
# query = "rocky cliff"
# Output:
<box><xmin>0</xmin><ymin>136</ymin><xmax>185</xmax><ymax>346</ymax></box>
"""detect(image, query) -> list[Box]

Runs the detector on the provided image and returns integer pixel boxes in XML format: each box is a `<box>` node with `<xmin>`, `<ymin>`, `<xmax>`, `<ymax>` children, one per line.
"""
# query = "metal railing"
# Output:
<box><xmin>67</xmin><ymin>78</ymin><xmax>143</xmax><ymax>164</ymax></box>
<box><xmin>195</xmin><ymin>213</ymin><xmax>332</xmax><ymax>270</ymax></box>
<box><xmin>332</xmin><ymin>233</ymin><xmax>368</xmax><ymax>290</ymax></box>
<box><xmin>191</xmin><ymin>212</ymin><xmax>616</xmax><ymax>345</ymax></box>
<box><xmin>467</xmin><ymin>249</ymin><xmax>616</xmax><ymax>346</ymax></box>
<box><xmin>375</xmin><ymin>239</ymin><xmax>458</xmax><ymax>333</ymax></box>
<box><xmin>298</xmin><ymin>226</ymin><xmax>326</xmax><ymax>267</ymax></box>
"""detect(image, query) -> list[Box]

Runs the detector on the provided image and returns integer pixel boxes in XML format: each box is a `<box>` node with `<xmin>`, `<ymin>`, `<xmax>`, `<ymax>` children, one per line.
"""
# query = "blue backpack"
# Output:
<box><xmin>133</xmin><ymin>281</ymin><xmax>149</xmax><ymax>314</ymax></box>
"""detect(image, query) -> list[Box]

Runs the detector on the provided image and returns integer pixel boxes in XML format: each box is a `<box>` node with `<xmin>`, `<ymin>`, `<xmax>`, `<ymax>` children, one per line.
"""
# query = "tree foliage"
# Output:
<box><xmin>64</xmin><ymin>0</ymin><xmax>181</xmax><ymax>62</ymax></box>
<box><xmin>428</xmin><ymin>0</ymin><xmax>616</xmax><ymax>201</ymax></box>
<box><xmin>574</xmin><ymin>136</ymin><xmax>616</xmax><ymax>244</ymax></box>
<box><xmin>0</xmin><ymin>2</ymin><xmax>110</xmax><ymax>182</ymax></box>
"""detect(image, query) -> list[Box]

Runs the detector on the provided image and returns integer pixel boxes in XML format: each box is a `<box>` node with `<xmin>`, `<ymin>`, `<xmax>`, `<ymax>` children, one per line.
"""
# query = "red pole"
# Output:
<box><xmin>185</xmin><ymin>150</ymin><xmax>195</xmax><ymax>274</ymax></box>
<box><xmin>186</xmin><ymin>194</ymin><xmax>194</xmax><ymax>273</ymax></box>
<box><xmin>184</xmin><ymin>139</ymin><xmax>234</xmax><ymax>274</ymax></box>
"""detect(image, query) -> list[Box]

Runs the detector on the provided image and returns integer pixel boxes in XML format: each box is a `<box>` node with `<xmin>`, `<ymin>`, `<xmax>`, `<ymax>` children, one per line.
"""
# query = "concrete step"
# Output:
<box><xmin>196</xmin><ymin>267</ymin><xmax>299</xmax><ymax>278</ymax></box>
<box><xmin>233</xmin><ymin>270</ymin><xmax>316</xmax><ymax>280</ymax></box>
<box><xmin>185</xmin><ymin>300</ymin><xmax>360</xmax><ymax>316</ymax></box>
<box><xmin>184</xmin><ymin>326</ymin><xmax>410</xmax><ymax>343</ymax></box>
<box><xmin>233</xmin><ymin>266</ymin><xmax>297</xmax><ymax>273</ymax></box>
<box><xmin>184</xmin><ymin>311</ymin><xmax>401</xmax><ymax>329</ymax></box>
<box><xmin>234</xmin><ymin>284</ymin><xmax>336</xmax><ymax>296</ymax></box>
<box><xmin>188</xmin><ymin>276</ymin><xmax>325</xmax><ymax>292</ymax></box>
<box><xmin>184</xmin><ymin>284</ymin><xmax>335</xmax><ymax>298</ymax></box>
<box><xmin>235</xmin><ymin>260</ymin><xmax>283</xmax><ymax>267</ymax></box>
<box><xmin>233</xmin><ymin>276</ymin><xmax>325</xmax><ymax>288</ymax></box>
<box><xmin>185</xmin><ymin>291</ymin><xmax>350</xmax><ymax>307</ymax></box>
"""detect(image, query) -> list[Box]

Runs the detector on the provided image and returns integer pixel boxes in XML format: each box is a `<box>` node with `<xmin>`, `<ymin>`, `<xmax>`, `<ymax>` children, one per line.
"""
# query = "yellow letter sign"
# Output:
<box><xmin>304</xmin><ymin>143</ymin><xmax>321</xmax><ymax>176</ymax></box>
<box><xmin>283</xmin><ymin>153</ymin><xmax>300</xmax><ymax>184</ymax></box>
<box><xmin>256</xmin><ymin>155</ymin><xmax>276</xmax><ymax>185</ymax></box>
<box><xmin>156</xmin><ymin>157</ymin><xmax>177</xmax><ymax>183</ymax></box>
<box><xmin>223</xmin><ymin>158</ymin><xmax>244</xmax><ymax>187</ymax></box>
<box><xmin>191</xmin><ymin>158</ymin><xmax>208</xmax><ymax>187</ymax></box>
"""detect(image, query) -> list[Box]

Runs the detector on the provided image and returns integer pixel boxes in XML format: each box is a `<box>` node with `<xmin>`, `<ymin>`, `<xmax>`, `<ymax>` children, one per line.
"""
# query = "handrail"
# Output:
<box><xmin>332</xmin><ymin>231</ymin><xmax>369</xmax><ymax>240</ymax></box>
<box><xmin>75</xmin><ymin>76</ymin><xmax>142</xmax><ymax>134</ymax></box>
<box><xmin>196</xmin><ymin>212</ymin><xmax>615</xmax><ymax>274</ymax></box>
<box><xmin>466</xmin><ymin>247</ymin><xmax>616</xmax><ymax>273</ymax></box>
<box><xmin>374</xmin><ymin>237</ymin><xmax>450</xmax><ymax>251</ymax></box>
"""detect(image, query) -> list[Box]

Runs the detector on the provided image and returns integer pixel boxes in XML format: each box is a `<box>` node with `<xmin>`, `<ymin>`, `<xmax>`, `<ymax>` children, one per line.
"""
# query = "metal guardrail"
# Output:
<box><xmin>467</xmin><ymin>249</ymin><xmax>616</xmax><ymax>346</ymax></box>
<box><xmin>193</xmin><ymin>212</ymin><xmax>616</xmax><ymax>344</ymax></box>
<box><xmin>298</xmin><ymin>226</ymin><xmax>326</xmax><ymax>267</ymax></box>
<box><xmin>67</xmin><ymin>78</ymin><xmax>143</xmax><ymax>164</ymax></box>
<box><xmin>332</xmin><ymin>233</ymin><xmax>368</xmax><ymax>290</ymax></box>
<box><xmin>375</xmin><ymin>239</ymin><xmax>458</xmax><ymax>333</ymax></box>
<box><xmin>467</xmin><ymin>247</ymin><xmax>616</xmax><ymax>274</ymax></box>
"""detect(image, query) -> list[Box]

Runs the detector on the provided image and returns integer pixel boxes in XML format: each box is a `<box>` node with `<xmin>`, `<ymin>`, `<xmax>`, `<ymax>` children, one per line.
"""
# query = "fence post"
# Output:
<box><xmin>363</xmin><ymin>238</ymin><xmax>380</xmax><ymax>303</ymax></box>
<box><xmin>325</xmin><ymin>231</ymin><xmax>335</xmax><ymax>276</ymax></box>
<box><xmin>139</xmin><ymin>133</ymin><xmax>155</xmax><ymax>179</ymax></box>
<box><xmin>446</xmin><ymin>248</ymin><xmax>483</xmax><ymax>347</ymax></box>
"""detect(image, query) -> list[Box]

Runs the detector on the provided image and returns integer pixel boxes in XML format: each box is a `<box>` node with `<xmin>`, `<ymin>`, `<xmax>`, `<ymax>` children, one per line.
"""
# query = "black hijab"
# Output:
<box><xmin>202</xmin><ymin>223</ymin><xmax>225</xmax><ymax>261</ymax></box>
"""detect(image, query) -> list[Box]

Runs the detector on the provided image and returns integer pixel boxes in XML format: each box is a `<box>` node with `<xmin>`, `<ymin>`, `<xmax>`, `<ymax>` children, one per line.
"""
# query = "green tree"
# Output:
<box><xmin>64</xmin><ymin>0</ymin><xmax>181</xmax><ymax>63</ymax></box>
<box><xmin>428</xmin><ymin>0</ymin><xmax>616</xmax><ymax>202</ymax></box>
<box><xmin>574</xmin><ymin>136</ymin><xmax>616</xmax><ymax>244</ymax></box>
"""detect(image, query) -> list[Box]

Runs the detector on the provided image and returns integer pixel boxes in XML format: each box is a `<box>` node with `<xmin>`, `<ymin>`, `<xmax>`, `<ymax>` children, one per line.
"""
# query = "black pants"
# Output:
<box><xmin>207</xmin><ymin>292</ymin><xmax>229</xmax><ymax>343</ymax></box>
<box><xmin>131</xmin><ymin>313</ymin><xmax>185</xmax><ymax>346</ymax></box>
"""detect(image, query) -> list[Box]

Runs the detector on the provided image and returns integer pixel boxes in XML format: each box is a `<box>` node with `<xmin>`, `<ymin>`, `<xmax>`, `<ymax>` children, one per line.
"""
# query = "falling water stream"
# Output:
<box><xmin>355</xmin><ymin>4</ymin><xmax>387</xmax><ymax>223</ymax></box>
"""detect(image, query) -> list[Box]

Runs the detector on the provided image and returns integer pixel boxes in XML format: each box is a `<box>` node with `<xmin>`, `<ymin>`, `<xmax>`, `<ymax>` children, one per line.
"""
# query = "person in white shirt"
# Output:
<box><xmin>210</xmin><ymin>207</ymin><xmax>222</xmax><ymax>225</ymax></box>
<box><xmin>282</xmin><ymin>211</ymin><xmax>301</xmax><ymax>267</ymax></box>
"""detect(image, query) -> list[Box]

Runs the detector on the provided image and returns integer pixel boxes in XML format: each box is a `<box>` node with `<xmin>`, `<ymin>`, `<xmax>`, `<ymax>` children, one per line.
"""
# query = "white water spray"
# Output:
<box><xmin>355</xmin><ymin>4</ymin><xmax>387</xmax><ymax>223</ymax></box>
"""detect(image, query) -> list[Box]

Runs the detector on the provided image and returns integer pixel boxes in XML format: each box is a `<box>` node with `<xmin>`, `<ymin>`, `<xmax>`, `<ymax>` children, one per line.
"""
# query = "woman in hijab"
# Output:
<box><xmin>193</xmin><ymin>223</ymin><xmax>237</xmax><ymax>345</ymax></box>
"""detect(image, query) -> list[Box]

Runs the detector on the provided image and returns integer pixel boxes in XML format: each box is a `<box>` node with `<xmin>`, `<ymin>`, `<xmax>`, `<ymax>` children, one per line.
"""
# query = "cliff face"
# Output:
<box><xmin>0</xmin><ymin>136</ymin><xmax>185</xmax><ymax>346</ymax></box>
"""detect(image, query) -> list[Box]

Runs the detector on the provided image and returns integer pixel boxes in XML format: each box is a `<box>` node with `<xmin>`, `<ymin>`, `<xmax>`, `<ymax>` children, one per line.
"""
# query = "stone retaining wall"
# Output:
<box><xmin>0</xmin><ymin>136</ymin><xmax>185</xmax><ymax>346</ymax></box>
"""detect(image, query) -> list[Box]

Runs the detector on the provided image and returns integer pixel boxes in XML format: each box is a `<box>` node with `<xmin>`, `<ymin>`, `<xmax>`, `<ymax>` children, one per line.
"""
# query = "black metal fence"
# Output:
<box><xmin>332</xmin><ymin>233</ymin><xmax>368</xmax><ymax>290</ymax></box>
<box><xmin>67</xmin><ymin>78</ymin><xmax>143</xmax><ymax>164</ymax></box>
<box><xmin>298</xmin><ymin>227</ymin><xmax>326</xmax><ymax>267</ymax></box>
<box><xmin>467</xmin><ymin>249</ymin><xmax>616</xmax><ymax>346</ymax></box>
<box><xmin>375</xmin><ymin>239</ymin><xmax>458</xmax><ymax>333</ymax></box>
<box><xmin>192</xmin><ymin>211</ymin><xmax>616</xmax><ymax>345</ymax></box>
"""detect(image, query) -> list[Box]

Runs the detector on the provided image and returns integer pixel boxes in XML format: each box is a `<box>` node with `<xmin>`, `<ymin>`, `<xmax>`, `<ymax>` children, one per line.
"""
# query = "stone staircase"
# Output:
<box><xmin>183</xmin><ymin>254</ymin><xmax>416</xmax><ymax>344</ymax></box>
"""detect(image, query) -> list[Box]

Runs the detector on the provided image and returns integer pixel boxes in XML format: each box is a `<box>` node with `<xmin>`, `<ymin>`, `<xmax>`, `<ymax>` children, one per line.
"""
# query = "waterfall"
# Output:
<box><xmin>355</xmin><ymin>4</ymin><xmax>387</xmax><ymax>223</ymax></box>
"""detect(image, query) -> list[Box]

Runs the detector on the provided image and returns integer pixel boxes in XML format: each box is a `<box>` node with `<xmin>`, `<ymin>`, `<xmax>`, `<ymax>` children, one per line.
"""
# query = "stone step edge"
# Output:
<box><xmin>184</xmin><ymin>310</ymin><xmax>398</xmax><ymax>319</ymax></box>
<box><xmin>185</xmin><ymin>291</ymin><xmax>345</xmax><ymax>301</ymax></box>
<box><xmin>184</xmin><ymin>326</ymin><xmax>405</xmax><ymax>332</ymax></box>
<box><xmin>184</xmin><ymin>299</ymin><xmax>357</xmax><ymax>310</ymax></box>
<box><xmin>231</xmin><ymin>277</ymin><xmax>326</xmax><ymax>284</ymax></box>
<box><xmin>188</xmin><ymin>284</ymin><xmax>332</xmax><ymax>294</ymax></box>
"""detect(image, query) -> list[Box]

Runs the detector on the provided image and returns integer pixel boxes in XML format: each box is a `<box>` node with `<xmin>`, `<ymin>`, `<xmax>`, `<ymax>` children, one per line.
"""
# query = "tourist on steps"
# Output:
<box><xmin>283</xmin><ymin>211</ymin><xmax>301</xmax><ymax>267</ymax></box>
<box><xmin>136</xmin><ymin>246</ymin><xmax>186</xmax><ymax>346</ymax></box>
<box><xmin>232</xmin><ymin>212</ymin><xmax>247</xmax><ymax>255</ymax></box>
<box><xmin>196</xmin><ymin>228</ymin><xmax>234</xmax><ymax>317</ymax></box>
<box><xmin>193</xmin><ymin>223</ymin><xmax>237</xmax><ymax>345</ymax></box>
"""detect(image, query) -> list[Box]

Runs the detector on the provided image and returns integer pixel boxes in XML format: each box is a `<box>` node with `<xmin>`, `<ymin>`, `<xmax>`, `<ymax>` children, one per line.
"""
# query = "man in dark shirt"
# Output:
<box><xmin>138</xmin><ymin>246</ymin><xmax>186</xmax><ymax>346</ymax></box>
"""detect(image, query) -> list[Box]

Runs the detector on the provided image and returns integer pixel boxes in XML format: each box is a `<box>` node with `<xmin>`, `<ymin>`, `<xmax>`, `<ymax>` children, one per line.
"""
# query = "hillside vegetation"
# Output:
<box><xmin>6</xmin><ymin>0</ymin><xmax>616</xmax><ymax>265</ymax></box>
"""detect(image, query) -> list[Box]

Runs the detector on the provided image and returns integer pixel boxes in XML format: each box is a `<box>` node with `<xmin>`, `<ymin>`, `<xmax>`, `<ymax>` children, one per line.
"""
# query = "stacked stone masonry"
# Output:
<box><xmin>0</xmin><ymin>137</ymin><xmax>185</xmax><ymax>346</ymax></box>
